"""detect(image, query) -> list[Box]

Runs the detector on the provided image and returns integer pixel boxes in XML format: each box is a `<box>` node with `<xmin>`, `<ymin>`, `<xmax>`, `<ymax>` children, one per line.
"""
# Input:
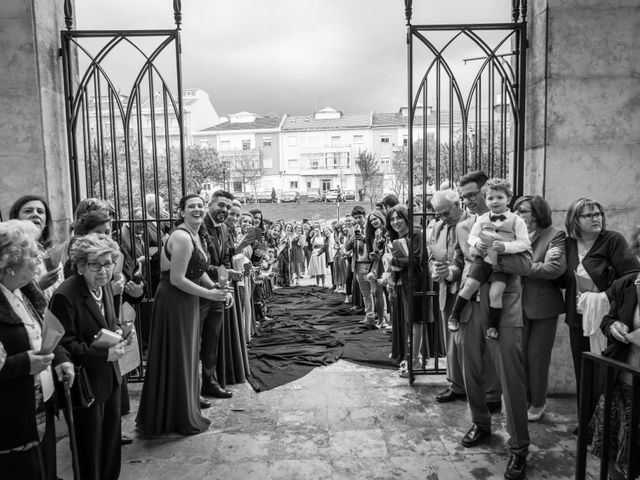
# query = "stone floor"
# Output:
<box><xmin>56</xmin><ymin>360</ymin><xmax>602</xmax><ymax>480</ymax></box>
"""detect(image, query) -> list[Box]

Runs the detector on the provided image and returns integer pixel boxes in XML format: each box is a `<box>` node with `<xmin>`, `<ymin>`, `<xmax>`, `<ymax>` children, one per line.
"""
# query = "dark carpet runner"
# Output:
<box><xmin>247</xmin><ymin>285</ymin><xmax>395</xmax><ymax>392</ymax></box>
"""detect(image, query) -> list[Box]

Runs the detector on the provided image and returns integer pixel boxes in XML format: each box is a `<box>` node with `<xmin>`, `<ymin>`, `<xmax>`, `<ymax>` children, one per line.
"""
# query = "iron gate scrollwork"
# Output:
<box><xmin>60</xmin><ymin>0</ymin><xmax>187</xmax><ymax>380</ymax></box>
<box><xmin>404</xmin><ymin>1</ymin><xmax>528</xmax><ymax>383</ymax></box>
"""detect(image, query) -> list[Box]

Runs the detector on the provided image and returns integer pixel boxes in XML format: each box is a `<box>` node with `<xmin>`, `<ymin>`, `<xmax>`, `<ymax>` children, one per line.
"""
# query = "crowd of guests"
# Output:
<box><xmin>1</xmin><ymin>170</ymin><xmax>640</xmax><ymax>479</ymax></box>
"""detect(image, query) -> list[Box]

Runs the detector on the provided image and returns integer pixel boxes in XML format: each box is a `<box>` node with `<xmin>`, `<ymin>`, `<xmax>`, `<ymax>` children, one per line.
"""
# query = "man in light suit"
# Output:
<box><xmin>449</xmin><ymin>171</ymin><xmax>530</xmax><ymax>480</ymax></box>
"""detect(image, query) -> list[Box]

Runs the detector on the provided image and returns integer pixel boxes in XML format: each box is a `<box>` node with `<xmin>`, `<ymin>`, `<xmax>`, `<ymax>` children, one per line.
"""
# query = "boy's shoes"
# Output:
<box><xmin>485</xmin><ymin>327</ymin><xmax>499</xmax><ymax>340</ymax></box>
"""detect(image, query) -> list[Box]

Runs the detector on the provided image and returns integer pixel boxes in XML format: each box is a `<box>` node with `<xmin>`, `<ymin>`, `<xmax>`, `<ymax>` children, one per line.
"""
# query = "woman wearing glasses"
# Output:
<box><xmin>50</xmin><ymin>233</ymin><xmax>128</xmax><ymax>480</ymax></box>
<box><xmin>561</xmin><ymin>198</ymin><xmax>640</xmax><ymax>419</ymax></box>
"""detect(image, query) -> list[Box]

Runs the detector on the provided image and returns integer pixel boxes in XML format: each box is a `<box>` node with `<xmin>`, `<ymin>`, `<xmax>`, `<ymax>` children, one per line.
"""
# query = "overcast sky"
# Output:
<box><xmin>76</xmin><ymin>0</ymin><xmax>511</xmax><ymax>116</ymax></box>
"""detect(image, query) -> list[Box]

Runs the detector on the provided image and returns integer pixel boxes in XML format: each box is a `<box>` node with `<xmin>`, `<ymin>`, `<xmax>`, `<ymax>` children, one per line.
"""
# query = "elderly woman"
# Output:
<box><xmin>513</xmin><ymin>195</ymin><xmax>567</xmax><ymax>422</ymax></box>
<box><xmin>49</xmin><ymin>233</ymin><xmax>127</xmax><ymax>480</ymax></box>
<box><xmin>9</xmin><ymin>195</ymin><xmax>62</xmax><ymax>298</ymax></box>
<box><xmin>0</xmin><ymin>220</ymin><xmax>73</xmax><ymax>480</ymax></box>
<box><xmin>561</xmin><ymin>199</ymin><xmax>640</xmax><ymax>415</ymax></box>
<box><xmin>588</xmin><ymin>228</ymin><xmax>640</xmax><ymax>479</ymax></box>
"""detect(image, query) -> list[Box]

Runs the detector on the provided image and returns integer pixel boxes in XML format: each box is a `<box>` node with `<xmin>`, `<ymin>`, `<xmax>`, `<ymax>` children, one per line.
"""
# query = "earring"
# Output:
<box><xmin>9</xmin><ymin>271</ymin><xmax>15</xmax><ymax>277</ymax></box>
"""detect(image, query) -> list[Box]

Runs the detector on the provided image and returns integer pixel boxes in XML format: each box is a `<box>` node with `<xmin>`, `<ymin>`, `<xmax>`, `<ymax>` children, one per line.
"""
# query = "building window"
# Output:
<box><xmin>380</xmin><ymin>156</ymin><xmax>391</xmax><ymax>167</ymax></box>
<box><xmin>242</xmin><ymin>140</ymin><xmax>251</xmax><ymax>150</ymax></box>
<box><xmin>380</xmin><ymin>135</ymin><xmax>390</xmax><ymax>144</ymax></box>
<box><xmin>233</xmin><ymin>181</ymin><xmax>243</xmax><ymax>192</ymax></box>
<box><xmin>330</xmin><ymin>136</ymin><xmax>341</xmax><ymax>147</ymax></box>
<box><xmin>306</xmin><ymin>181</ymin><xmax>312</xmax><ymax>188</ymax></box>
<box><xmin>353</xmin><ymin>135</ymin><xmax>364</xmax><ymax>144</ymax></box>
<box><xmin>289</xmin><ymin>181</ymin><xmax>298</xmax><ymax>189</ymax></box>
<box><xmin>220</xmin><ymin>140</ymin><xmax>230</xmax><ymax>150</ymax></box>
<box><xmin>262</xmin><ymin>137</ymin><xmax>272</xmax><ymax>147</ymax></box>
<box><xmin>402</xmin><ymin>135</ymin><xmax>408</xmax><ymax>147</ymax></box>
<box><xmin>288</xmin><ymin>136</ymin><xmax>297</xmax><ymax>146</ymax></box>
<box><xmin>288</xmin><ymin>159</ymin><xmax>298</xmax><ymax>169</ymax></box>
<box><xmin>321</xmin><ymin>179</ymin><xmax>331</xmax><ymax>191</ymax></box>
<box><xmin>263</xmin><ymin>158</ymin><xmax>273</xmax><ymax>169</ymax></box>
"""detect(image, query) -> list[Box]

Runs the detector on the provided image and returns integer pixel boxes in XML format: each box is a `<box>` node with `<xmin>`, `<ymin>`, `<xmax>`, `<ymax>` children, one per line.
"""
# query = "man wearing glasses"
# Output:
<box><xmin>447</xmin><ymin>171</ymin><xmax>530</xmax><ymax>480</ymax></box>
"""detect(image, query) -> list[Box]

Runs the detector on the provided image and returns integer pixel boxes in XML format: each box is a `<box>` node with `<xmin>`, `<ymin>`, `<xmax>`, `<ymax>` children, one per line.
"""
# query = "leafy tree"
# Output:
<box><xmin>355</xmin><ymin>149</ymin><xmax>384</xmax><ymax>207</ymax></box>
<box><xmin>225</xmin><ymin>151</ymin><xmax>263</xmax><ymax>198</ymax></box>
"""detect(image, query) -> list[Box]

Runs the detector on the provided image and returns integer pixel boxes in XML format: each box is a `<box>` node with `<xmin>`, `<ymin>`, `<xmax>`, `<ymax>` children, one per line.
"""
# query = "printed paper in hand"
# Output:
<box><xmin>40</xmin><ymin>308</ymin><xmax>65</xmax><ymax>354</ymax></box>
<box><xmin>118</xmin><ymin>302</ymin><xmax>141</xmax><ymax>375</ymax></box>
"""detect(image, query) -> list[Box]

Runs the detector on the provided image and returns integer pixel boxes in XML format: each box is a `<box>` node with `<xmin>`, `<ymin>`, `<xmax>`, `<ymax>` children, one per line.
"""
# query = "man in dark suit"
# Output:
<box><xmin>200</xmin><ymin>190</ymin><xmax>240</xmax><ymax>398</ymax></box>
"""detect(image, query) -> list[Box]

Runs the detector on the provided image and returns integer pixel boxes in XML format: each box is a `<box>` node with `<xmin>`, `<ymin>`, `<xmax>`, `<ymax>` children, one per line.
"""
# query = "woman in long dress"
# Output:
<box><xmin>136</xmin><ymin>194</ymin><xmax>230</xmax><ymax>436</ymax></box>
<box><xmin>307</xmin><ymin>224</ymin><xmax>330</xmax><ymax>286</ymax></box>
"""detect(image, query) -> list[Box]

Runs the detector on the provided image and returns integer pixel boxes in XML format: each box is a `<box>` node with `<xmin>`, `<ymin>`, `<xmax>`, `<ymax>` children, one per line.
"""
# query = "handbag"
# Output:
<box><xmin>69</xmin><ymin>366</ymin><xmax>95</xmax><ymax>409</ymax></box>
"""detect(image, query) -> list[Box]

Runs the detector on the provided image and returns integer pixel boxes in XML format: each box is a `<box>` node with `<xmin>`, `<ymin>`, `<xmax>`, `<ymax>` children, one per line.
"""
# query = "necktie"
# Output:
<box><xmin>490</xmin><ymin>214</ymin><xmax>506</xmax><ymax>222</ymax></box>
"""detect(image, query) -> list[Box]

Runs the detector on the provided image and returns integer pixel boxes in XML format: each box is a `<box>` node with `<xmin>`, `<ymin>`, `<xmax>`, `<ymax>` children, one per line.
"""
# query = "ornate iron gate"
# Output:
<box><xmin>404</xmin><ymin>1</ymin><xmax>528</xmax><ymax>383</ymax></box>
<box><xmin>60</xmin><ymin>0</ymin><xmax>186</xmax><ymax>380</ymax></box>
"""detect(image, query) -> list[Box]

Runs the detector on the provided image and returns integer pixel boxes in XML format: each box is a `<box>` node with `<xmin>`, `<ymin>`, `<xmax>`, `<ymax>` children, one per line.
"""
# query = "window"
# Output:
<box><xmin>330</xmin><ymin>136</ymin><xmax>341</xmax><ymax>147</ymax></box>
<box><xmin>263</xmin><ymin>158</ymin><xmax>273</xmax><ymax>169</ymax></box>
<box><xmin>262</xmin><ymin>137</ymin><xmax>272</xmax><ymax>147</ymax></box>
<box><xmin>288</xmin><ymin>159</ymin><xmax>298</xmax><ymax>169</ymax></box>
<box><xmin>306</xmin><ymin>181</ymin><xmax>311</xmax><ymax>188</ymax></box>
<box><xmin>380</xmin><ymin>135</ymin><xmax>390</xmax><ymax>144</ymax></box>
<box><xmin>220</xmin><ymin>140</ymin><xmax>230</xmax><ymax>150</ymax></box>
<box><xmin>321</xmin><ymin>179</ymin><xmax>331</xmax><ymax>191</ymax></box>
<box><xmin>242</xmin><ymin>140</ymin><xmax>251</xmax><ymax>150</ymax></box>
<box><xmin>403</xmin><ymin>135</ymin><xmax>408</xmax><ymax>147</ymax></box>
<box><xmin>380</xmin><ymin>156</ymin><xmax>391</xmax><ymax>167</ymax></box>
<box><xmin>353</xmin><ymin>135</ymin><xmax>364</xmax><ymax>144</ymax></box>
<box><xmin>287</xmin><ymin>136</ymin><xmax>297</xmax><ymax>146</ymax></box>
<box><xmin>289</xmin><ymin>181</ymin><xmax>298</xmax><ymax>189</ymax></box>
<box><xmin>233</xmin><ymin>181</ymin><xmax>243</xmax><ymax>192</ymax></box>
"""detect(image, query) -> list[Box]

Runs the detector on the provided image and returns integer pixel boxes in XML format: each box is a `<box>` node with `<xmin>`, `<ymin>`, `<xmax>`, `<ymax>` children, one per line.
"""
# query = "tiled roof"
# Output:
<box><xmin>372</xmin><ymin>112</ymin><xmax>462</xmax><ymax>127</ymax></box>
<box><xmin>282</xmin><ymin>113</ymin><xmax>371</xmax><ymax>131</ymax></box>
<box><xmin>200</xmin><ymin>116</ymin><xmax>283</xmax><ymax>132</ymax></box>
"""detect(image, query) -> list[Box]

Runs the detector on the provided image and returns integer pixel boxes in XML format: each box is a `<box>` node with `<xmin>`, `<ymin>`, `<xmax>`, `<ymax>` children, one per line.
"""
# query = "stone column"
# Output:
<box><xmin>0</xmin><ymin>0</ymin><xmax>73</xmax><ymax>237</ymax></box>
<box><xmin>524</xmin><ymin>0</ymin><xmax>640</xmax><ymax>393</ymax></box>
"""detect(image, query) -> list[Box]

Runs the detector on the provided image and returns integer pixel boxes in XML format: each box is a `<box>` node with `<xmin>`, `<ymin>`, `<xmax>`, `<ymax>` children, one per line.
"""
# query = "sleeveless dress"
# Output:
<box><xmin>136</xmin><ymin>227</ymin><xmax>211</xmax><ymax>435</ymax></box>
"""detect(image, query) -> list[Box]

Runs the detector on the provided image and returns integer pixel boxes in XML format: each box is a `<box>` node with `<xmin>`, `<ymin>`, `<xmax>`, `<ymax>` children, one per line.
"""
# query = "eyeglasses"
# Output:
<box><xmin>87</xmin><ymin>261</ymin><xmax>115</xmax><ymax>272</ymax></box>
<box><xmin>460</xmin><ymin>191</ymin><xmax>480</xmax><ymax>201</ymax></box>
<box><xmin>578</xmin><ymin>211</ymin><xmax>603</xmax><ymax>221</ymax></box>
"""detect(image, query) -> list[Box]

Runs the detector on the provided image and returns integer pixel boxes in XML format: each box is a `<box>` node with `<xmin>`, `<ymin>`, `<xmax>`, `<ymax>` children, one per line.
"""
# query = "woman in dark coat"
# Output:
<box><xmin>49</xmin><ymin>233</ymin><xmax>128</xmax><ymax>480</ymax></box>
<box><xmin>0</xmin><ymin>220</ymin><xmax>73</xmax><ymax>480</ymax></box>
<box><xmin>561</xmin><ymin>198</ymin><xmax>640</xmax><ymax>411</ymax></box>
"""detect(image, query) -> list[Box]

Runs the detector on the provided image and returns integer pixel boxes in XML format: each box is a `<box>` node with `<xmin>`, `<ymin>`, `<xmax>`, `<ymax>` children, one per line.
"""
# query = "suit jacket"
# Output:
<box><xmin>561</xmin><ymin>230</ymin><xmax>640</xmax><ymax>329</ymax></box>
<box><xmin>49</xmin><ymin>273</ymin><xmax>121</xmax><ymax>403</ymax></box>
<box><xmin>521</xmin><ymin>226</ymin><xmax>567</xmax><ymax>319</ymax></box>
<box><xmin>203</xmin><ymin>213</ymin><xmax>232</xmax><ymax>275</ymax></box>
<box><xmin>0</xmin><ymin>282</ymin><xmax>68</xmax><ymax>451</ymax></box>
<box><xmin>454</xmin><ymin>213</ymin><xmax>528</xmax><ymax>326</ymax></box>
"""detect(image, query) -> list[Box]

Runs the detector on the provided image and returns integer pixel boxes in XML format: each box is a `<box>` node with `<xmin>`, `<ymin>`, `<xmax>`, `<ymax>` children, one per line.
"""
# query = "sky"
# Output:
<box><xmin>76</xmin><ymin>0</ymin><xmax>512</xmax><ymax>116</ymax></box>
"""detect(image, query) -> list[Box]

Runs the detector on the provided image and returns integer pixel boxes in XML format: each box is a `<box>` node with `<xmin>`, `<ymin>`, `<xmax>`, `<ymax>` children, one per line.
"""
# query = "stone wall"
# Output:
<box><xmin>525</xmin><ymin>0</ymin><xmax>640</xmax><ymax>393</ymax></box>
<box><xmin>0</xmin><ymin>0</ymin><xmax>72</xmax><ymax>238</ymax></box>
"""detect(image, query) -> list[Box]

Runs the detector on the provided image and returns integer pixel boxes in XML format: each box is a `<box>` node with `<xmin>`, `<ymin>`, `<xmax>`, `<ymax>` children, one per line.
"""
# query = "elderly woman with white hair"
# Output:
<box><xmin>50</xmin><ymin>233</ymin><xmax>128</xmax><ymax>480</ymax></box>
<box><xmin>0</xmin><ymin>220</ymin><xmax>74</xmax><ymax>480</ymax></box>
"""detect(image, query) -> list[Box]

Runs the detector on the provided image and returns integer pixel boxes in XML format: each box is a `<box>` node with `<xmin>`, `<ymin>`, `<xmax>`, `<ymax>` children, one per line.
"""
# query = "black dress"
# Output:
<box><xmin>136</xmin><ymin>228</ymin><xmax>211</xmax><ymax>435</ymax></box>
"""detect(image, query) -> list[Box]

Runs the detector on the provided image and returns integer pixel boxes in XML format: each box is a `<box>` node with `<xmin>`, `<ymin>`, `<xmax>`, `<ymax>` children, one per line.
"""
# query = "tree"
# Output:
<box><xmin>355</xmin><ymin>149</ymin><xmax>383</xmax><ymax>207</ymax></box>
<box><xmin>387</xmin><ymin>148</ymin><xmax>409</xmax><ymax>201</ymax></box>
<box><xmin>228</xmin><ymin>151</ymin><xmax>263</xmax><ymax>197</ymax></box>
<box><xmin>183</xmin><ymin>145</ymin><xmax>224</xmax><ymax>195</ymax></box>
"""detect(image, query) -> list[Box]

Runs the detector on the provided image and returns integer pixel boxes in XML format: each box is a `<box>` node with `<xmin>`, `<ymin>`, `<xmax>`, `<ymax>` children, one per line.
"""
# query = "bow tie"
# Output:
<box><xmin>490</xmin><ymin>214</ymin><xmax>506</xmax><ymax>222</ymax></box>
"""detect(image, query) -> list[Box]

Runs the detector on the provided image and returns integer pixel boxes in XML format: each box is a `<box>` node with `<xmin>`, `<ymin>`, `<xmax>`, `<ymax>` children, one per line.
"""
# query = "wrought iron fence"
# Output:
<box><xmin>576</xmin><ymin>352</ymin><xmax>640</xmax><ymax>480</ymax></box>
<box><xmin>404</xmin><ymin>0</ymin><xmax>528</xmax><ymax>381</ymax></box>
